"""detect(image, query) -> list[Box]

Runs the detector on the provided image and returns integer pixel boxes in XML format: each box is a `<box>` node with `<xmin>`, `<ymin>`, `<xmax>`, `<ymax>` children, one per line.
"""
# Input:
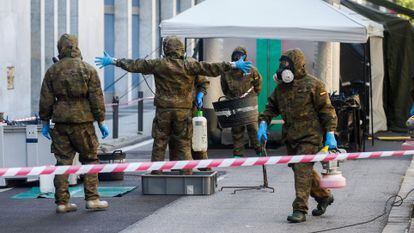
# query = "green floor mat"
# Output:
<box><xmin>12</xmin><ymin>186</ymin><xmax>136</xmax><ymax>199</ymax></box>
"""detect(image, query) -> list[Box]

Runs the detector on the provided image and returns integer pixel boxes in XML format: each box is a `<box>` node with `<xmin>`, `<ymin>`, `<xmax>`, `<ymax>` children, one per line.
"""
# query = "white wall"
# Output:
<box><xmin>78</xmin><ymin>0</ymin><xmax>104</xmax><ymax>86</ymax></box>
<box><xmin>0</xmin><ymin>0</ymin><xmax>31</xmax><ymax>120</ymax></box>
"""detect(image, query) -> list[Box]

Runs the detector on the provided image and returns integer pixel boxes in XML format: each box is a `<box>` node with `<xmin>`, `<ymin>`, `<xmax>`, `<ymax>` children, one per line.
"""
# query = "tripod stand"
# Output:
<box><xmin>220</xmin><ymin>141</ymin><xmax>275</xmax><ymax>194</ymax></box>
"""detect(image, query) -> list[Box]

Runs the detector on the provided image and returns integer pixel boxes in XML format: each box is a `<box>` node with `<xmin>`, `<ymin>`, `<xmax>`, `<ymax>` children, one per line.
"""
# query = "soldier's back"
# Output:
<box><xmin>151</xmin><ymin>57</ymin><xmax>197</xmax><ymax>109</ymax></box>
<box><xmin>47</xmin><ymin>57</ymin><xmax>96</xmax><ymax>123</ymax></box>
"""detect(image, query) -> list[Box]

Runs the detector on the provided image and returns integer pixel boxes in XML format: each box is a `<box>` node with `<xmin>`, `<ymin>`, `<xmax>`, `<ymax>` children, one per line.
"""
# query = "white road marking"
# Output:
<box><xmin>0</xmin><ymin>188</ymin><xmax>12</xmax><ymax>193</ymax></box>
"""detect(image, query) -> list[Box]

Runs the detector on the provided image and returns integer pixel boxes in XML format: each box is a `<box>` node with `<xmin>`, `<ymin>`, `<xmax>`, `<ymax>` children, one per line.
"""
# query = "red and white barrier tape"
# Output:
<box><xmin>105</xmin><ymin>97</ymin><xmax>154</xmax><ymax>107</ymax></box>
<box><xmin>1</xmin><ymin>150</ymin><xmax>413</xmax><ymax>177</ymax></box>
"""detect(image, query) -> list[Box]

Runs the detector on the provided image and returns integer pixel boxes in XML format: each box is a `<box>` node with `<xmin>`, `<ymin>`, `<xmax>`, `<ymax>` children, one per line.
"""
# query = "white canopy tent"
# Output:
<box><xmin>160</xmin><ymin>0</ymin><xmax>381</xmax><ymax>43</ymax></box>
<box><xmin>160</xmin><ymin>0</ymin><xmax>387</xmax><ymax>133</ymax></box>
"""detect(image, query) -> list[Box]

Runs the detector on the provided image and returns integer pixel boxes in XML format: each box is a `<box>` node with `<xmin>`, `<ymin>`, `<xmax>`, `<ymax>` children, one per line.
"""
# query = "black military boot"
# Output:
<box><xmin>287</xmin><ymin>210</ymin><xmax>306</xmax><ymax>223</ymax></box>
<box><xmin>312</xmin><ymin>195</ymin><xmax>334</xmax><ymax>216</ymax></box>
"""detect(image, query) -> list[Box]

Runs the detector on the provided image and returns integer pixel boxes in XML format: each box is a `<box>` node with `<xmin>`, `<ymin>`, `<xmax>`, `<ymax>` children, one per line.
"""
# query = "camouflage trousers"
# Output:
<box><xmin>151</xmin><ymin>108</ymin><xmax>193</xmax><ymax>162</ymax></box>
<box><xmin>232</xmin><ymin>123</ymin><xmax>261</xmax><ymax>157</ymax></box>
<box><xmin>287</xmin><ymin>142</ymin><xmax>331</xmax><ymax>213</ymax></box>
<box><xmin>50</xmin><ymin>123</ymin><xmax>100</xmax><ymax>205</ymax></box>
<box><xmin>169</xmin><ymin>144</ymin><xmax>208</xmax><ymax>161</ymax></box>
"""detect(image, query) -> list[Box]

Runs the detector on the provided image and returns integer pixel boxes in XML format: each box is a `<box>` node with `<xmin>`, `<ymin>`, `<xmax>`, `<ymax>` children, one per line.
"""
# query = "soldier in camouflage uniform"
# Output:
<box><xmin>221</xmin><ymin>47</ymin><xmax>262</xmax><ymax>158</ymax></box>
<box><xmin>258</xmin><ymin>49</ymin><xmax>337</xmax><ymax>223</ymax></box>
<box><xmin>39</xmin><ymin>34</ymin><xmax>110</xmax><ymax>213</ymax></box>
<box><xmin>95</xmin><ymin>36</ymin><xmax>252</xmax><ymax>174</ymax></box>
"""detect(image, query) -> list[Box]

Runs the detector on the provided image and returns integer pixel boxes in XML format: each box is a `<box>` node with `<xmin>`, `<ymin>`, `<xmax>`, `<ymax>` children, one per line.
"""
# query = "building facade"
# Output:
<box><xmin>0</xmin><ymin>0</ymin><xmax>202</xmax><ymax>119</ymax></box>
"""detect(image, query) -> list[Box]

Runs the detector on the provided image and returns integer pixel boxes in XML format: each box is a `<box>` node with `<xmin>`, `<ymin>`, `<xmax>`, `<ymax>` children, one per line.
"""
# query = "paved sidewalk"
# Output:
<box><xmin>121</xmin><ymin>140</ymin><xmax>411</xmax><ymax>233</ymax></box>
<box><xmin>383</xmin><ymin>150</ymin><xmax>414</xmax><ymax>233</ymax></box>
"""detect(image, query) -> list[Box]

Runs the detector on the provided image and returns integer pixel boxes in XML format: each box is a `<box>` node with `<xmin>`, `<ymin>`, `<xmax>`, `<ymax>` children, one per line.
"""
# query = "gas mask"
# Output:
<box><xmin>274</xmin><ymin>56</ymin><xmax>295</xmax><ymax>83</ymax></box>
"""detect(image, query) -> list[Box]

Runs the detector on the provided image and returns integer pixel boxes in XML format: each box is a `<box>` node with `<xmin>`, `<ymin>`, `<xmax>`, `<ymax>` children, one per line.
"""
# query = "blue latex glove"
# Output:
<box><xmin>94</xmin><ymin>51</ymin><xmax>115</xmax><ymax>69</ymax></box>
<box><xmin>324</xmin><ymin>132</ymin><xmax>337</xmax><ymax>149</ymax></box>
<box><xmin>234</xmin><ymin>55</ymin><xmax>252</xmax><ymax>74</ymax></box>
<box><xmin>41</xmin><ymin>123</ymin><xmax>51</xmax><ymax>140</ymax></box>
<box><xmin>257</xmin><ymin>121</ymin><xmax>268</xmax><ymax>142</ymax></box>
<box><xmin>410</xmin><ymin>104</ymin><xmax>414</xmax><ymax>116</ymax></box>
<box><xmin>196</xmin><ymin>92</ymin><xmax>204</xmax><ymax>108</ymax></box>
<box><xmin>99</xmin><ymin>123</ymin><xmax>110</xmax><ymax>139</ymax></box>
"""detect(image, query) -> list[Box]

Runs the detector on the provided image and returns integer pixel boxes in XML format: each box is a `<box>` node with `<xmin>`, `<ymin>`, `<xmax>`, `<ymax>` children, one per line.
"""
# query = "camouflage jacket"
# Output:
<box><xmin>221</xmin><ymin>66</ymin><xmax>262</xmax><ymax>98</ymax></box>
<box><xmin>115</xmin><ymin>58</ymin><xmax>231</xmax><ymax>109</ymax></box>
<box><xmin>259</xmin><ymin>75</ymin><xmax>337</xmax><ymax>146</ymax></box>
<box><xmin>39</xmin><ymin>34</ymin><xmax>105</xmax><ymax>123</ymax></box>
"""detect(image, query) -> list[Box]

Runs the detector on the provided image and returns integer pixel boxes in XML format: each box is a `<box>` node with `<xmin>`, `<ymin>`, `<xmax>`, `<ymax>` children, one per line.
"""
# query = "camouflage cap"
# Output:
<box><xmin>231</xmin><ymin>46</ymin><xmax>247</xmax><ymax>61</ymax></box>
<box><xmin>233</xmin><ymin>46</ymin><xmax>247</xmax><ymax>55</ymax></box>
<box><xmin>282</xmin><ymin>48</ymin><xmax>306</xmax><ymax>78</ymax></box>
<box><xmin>163</xmin><ymin>36</ymin><xmax>184</xmax><ymax>59</ymax></box>
<box><xmin>57</xmin><ymin>34</ymin><xmax>82</xmax><ymax>59</ymax></box>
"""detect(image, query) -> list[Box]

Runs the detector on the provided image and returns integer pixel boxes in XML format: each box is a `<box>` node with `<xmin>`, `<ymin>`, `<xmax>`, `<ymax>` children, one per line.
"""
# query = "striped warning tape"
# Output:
<box><xmin>0</xmin><ymin>150</ymin><xmax>413</xmax><ymax>177</ymax></box>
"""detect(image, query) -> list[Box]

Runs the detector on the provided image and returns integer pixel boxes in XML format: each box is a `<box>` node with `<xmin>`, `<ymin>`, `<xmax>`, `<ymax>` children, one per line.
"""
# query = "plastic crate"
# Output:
<box><xmin>141</xmin><ymin>171</ymin><xmax>218</xmax><ymax>195</ymax></box>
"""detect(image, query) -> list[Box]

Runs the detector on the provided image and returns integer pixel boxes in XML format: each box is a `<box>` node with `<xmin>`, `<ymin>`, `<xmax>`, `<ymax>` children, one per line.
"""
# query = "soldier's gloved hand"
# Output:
<box><xmin>410</xmin><ymin>104</ymin><xmax>414</xmax><ymax>116</ymax></box>
<box><xmin>324</xmin><ymin>132</ymin><xmax>337</xmax><ymax>149</ymax></box>
<box><xmin>99</xmin><ymin>123</ymin><xmax>110</xmax><ymax>139</ymax></box>
<box><xmin>196</xmin><ymin>92</ymin><xmax>204</xmax><ymax>108</ymax></box>
<box><xmin>41</xmin><ymin>122</ymin><xmax>51</xmax><ymax>140</ymax></box>
<box><xmin>257</xmin><ymin>121</ymin><xmax>268</xmax><ymax>142</ymax></box>
<box><xmin>232</xmin><ymin>55</ymin><xmax>252</xmax><ymax>74</ymax></box>
<box><xmin>95</xmin><ymin>51</ymin><xmax>116</xmax><ymax>69</ymax></box>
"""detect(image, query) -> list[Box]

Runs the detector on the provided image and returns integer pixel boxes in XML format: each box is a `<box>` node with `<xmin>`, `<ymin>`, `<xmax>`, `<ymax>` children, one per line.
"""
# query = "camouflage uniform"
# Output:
<box><xmin>169</xmin><ymin>73</ymin><xmax>210</xmax><ymax>161</ymax></box>
<box><xmin>115</xmin><ymin>36</ymin><xmax>233</xmax><ymax>162</ymax></box>
<box><xmin>221</xmin><ymin>47</ymin><xmax>262</xmax><ymax>157</ymax></box>
<box><xmin>259</xmin><ymin>49</ymin><xmax>337</xmax><ymax>213</ymax></box>
<box><xmin>39</xmin><ymin>34</ymin><xmax>105</xmax><ymax>205</ymax></box>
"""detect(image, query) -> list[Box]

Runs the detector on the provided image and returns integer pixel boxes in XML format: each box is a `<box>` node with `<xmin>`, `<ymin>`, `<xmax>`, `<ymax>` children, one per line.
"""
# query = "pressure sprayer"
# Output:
<box><xmin>192</xmin><ymin>110</ymin><xmax>208</xmax><ymax>152</ymax></box>
<box><xmin>319</xmin><ymin>146</ymin><xmax>347</xmax><ymax>189</ymax></box>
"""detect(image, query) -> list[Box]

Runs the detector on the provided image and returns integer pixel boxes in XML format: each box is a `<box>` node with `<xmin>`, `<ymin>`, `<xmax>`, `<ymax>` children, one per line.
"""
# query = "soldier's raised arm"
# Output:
<box><xmin>185</xmin><ymin>56</ymin><xmax>252</xmax><ymax>77</ymax></box>
<box><xmin>114</xmin><ymin>58</ymin><xmax>159</xmax><ymax>74</ymax></box>
<box><xmin>94</xmin><ymin>51</ymin><xmax>158</xmax><ymax>74</ymax></box>
<box><xmin>185</xmin><ymin>60</ymin><xmax>232</xmax><ymax>77</ymax></box>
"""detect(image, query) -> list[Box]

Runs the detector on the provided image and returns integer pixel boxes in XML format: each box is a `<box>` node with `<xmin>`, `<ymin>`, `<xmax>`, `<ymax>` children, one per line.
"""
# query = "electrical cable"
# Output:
<box><xmin>141</xmin><ymin>74</ymin><xmax>156</xmax><ymax>95</ymax></box>
<box><xmin>104</xmin><ymin>72</ymin><xmax>128</xmax><ymax>91</ymax></box>
<box><xmin>119</xmin><ymin>76</ymin><xmax>147</xmax><ymax>100</ymax></box>
<box><xmin>310</xmin><ymin>187</ymin><xmax>414</xmax><ymax>232</ymax></box>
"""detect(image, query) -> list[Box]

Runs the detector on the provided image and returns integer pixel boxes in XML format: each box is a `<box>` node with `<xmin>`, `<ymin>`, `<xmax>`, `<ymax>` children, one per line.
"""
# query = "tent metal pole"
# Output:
<box><xmin>362</xmin><ymin>43</ymin><xmax>367</xmax><ymax>150</ymax></box>
<box><xmin>368</xmin><ymin>43</ymin><xmax>374</xmax><ymax>146</ymax></box>
<box><xmin>364</xmin><ymin>41</ymin><xmax>374</xmax><ymax>146</ymax></box>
